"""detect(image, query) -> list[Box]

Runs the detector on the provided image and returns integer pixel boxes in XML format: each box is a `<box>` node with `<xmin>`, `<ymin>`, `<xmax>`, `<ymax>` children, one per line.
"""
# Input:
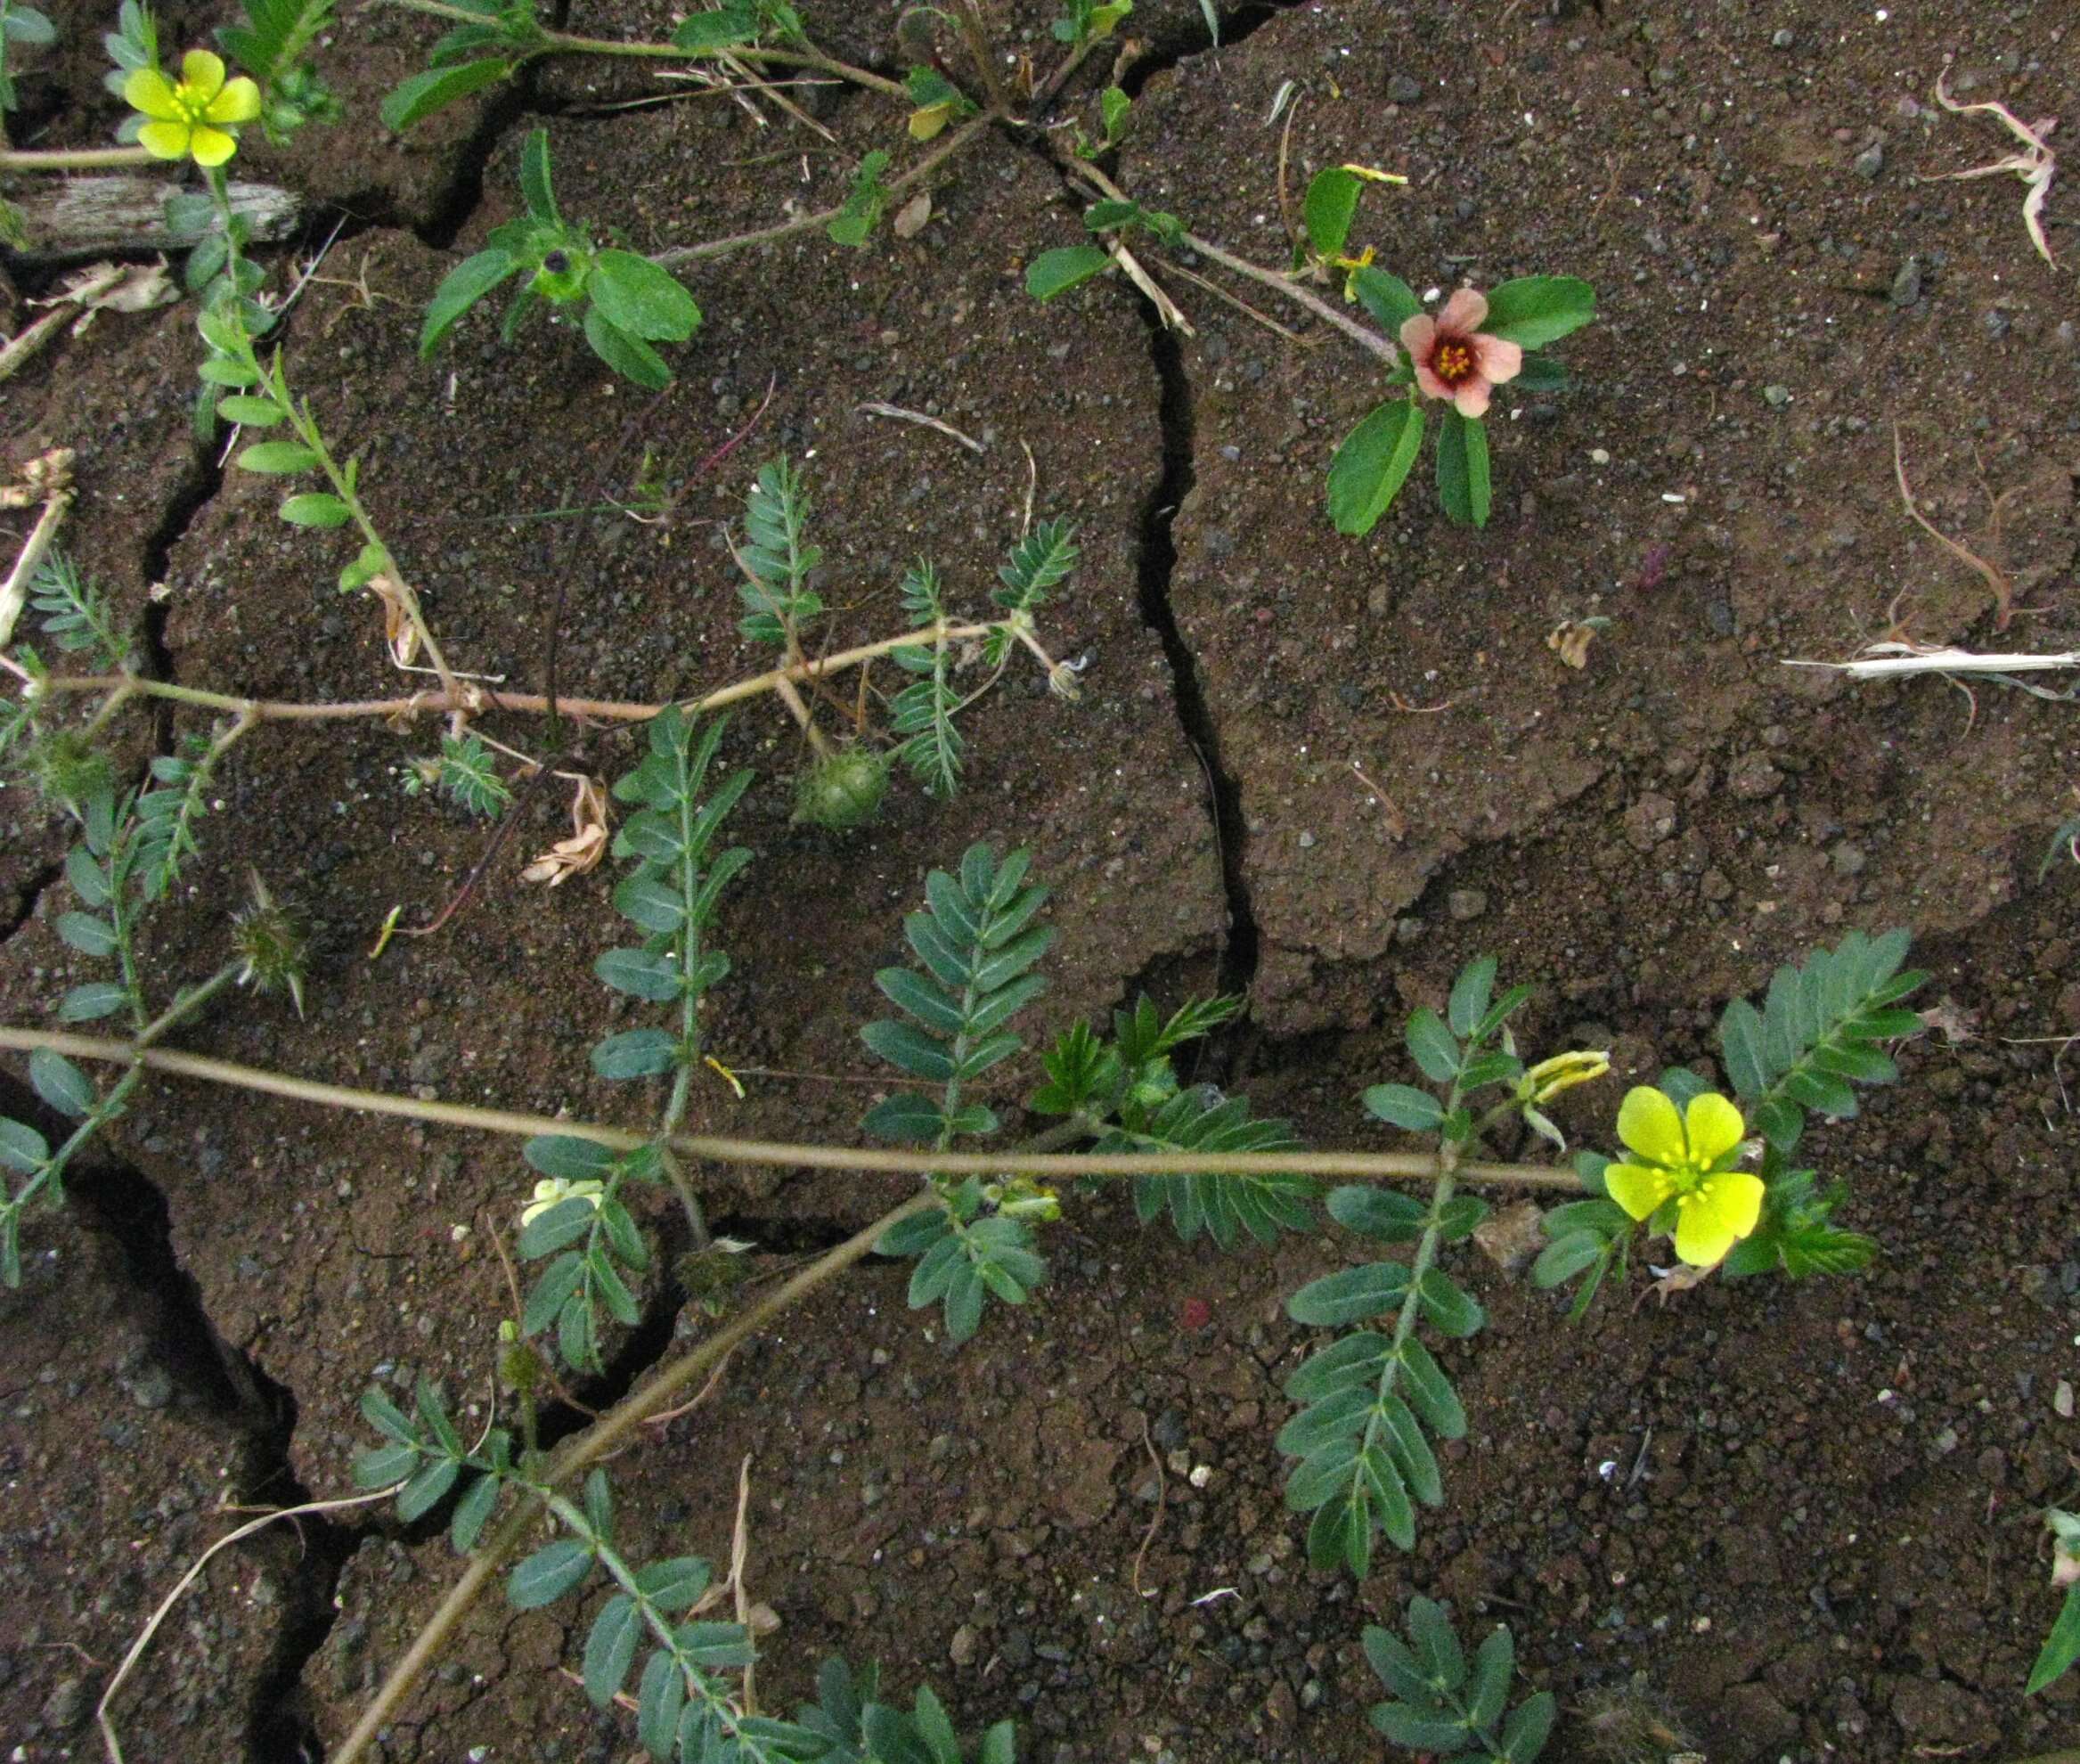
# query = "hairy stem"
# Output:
<box><xmin>0</xmin><ymin>1028</ymin><xmax>1583</xmax><ymax>1190</ymax></box>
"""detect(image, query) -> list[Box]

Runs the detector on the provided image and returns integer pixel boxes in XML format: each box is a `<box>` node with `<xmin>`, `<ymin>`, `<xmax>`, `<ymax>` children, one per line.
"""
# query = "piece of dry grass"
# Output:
<box><xmin>1929</xmin><ymin>66</ymin><xmax>2060</xmax><ymax>267</ymax></box>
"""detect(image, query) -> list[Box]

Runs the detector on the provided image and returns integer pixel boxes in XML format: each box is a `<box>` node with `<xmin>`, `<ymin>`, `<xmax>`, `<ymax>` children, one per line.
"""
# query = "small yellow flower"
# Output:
<box><xmin>520</xmin><ymin>1177</ymin><xmax>605</xmax><ymax>1229</ymax></box>
<box><xmin>1603</xmin><ymin>1087</ymin><xmax>1764</xmax><ymax>1268</ymax></box>
<box><xmin>125</xmin><ymin>50</ymin><xmax>261</xmax><ymax>167</ymax></box>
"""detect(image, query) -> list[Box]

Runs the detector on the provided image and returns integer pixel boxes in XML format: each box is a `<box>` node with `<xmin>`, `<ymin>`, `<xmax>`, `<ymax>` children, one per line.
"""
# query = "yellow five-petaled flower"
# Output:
<box><xmin>126</xmin><ymin>50</ymin><xmax>261</xmax><ymax>168</ymax></box>
<box><xmin>1603</xmin><ymin>1086</ymin><xmax>1764</xmax><ymax>1268</ymax></box>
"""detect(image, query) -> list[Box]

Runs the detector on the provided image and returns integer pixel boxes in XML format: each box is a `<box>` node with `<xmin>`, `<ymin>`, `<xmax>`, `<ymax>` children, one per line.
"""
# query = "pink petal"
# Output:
<box><xmin>1438</xmin><ymin>287</ymin><xmax>1489</xmax><ymax>332</ymax></box>
<box><xmin>1413</xmin><ymin>359</ymin><xmax>1456</xmax><ymax>404</ymax></box>
<box><xmin>1452</xmin><ymin>380</ymin><xmax>1493</xmax><ymax>419</ymax></box>
<box><xmin>1399</xmin><ymin>313</ymin><xmax>1437</xmax><ymax>358</ymax></box>
<box><xmin>1472</xmin><ymin>333</ymin><xmax>1522</xmax><ymax>385</ymax></box>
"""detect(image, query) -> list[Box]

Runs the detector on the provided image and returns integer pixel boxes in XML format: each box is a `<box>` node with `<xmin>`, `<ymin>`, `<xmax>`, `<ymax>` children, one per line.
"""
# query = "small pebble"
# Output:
<box><xmin>1852</xmin><ymin>143</ymin><xmax>1885</xmax><ymax>179</ymax></box>
<box><xmin>1771</xmin><ymin>27</ymin><xmax>1795</xmax><ymax>46</ymax></box>
<box><xmin>1448</xmin><ymin>887</ymin><xmax>1489</xmax><ymax>921</ymax></box>
<box><xmin>1387</xmin><ymin>74</ymin><xmax>1423</xmax><ymax>104</ymax></box>
<box><xmin>1889</xmin><ymin>257</ymin><xmax>1923</xmax><ymax>307</ymax></box>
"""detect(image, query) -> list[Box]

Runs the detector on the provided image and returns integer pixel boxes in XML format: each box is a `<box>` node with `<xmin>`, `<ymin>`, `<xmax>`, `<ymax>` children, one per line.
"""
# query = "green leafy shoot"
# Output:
<box><xmin>416</xmin><ymin>731</ymin><xmax>511</xmax><ymax>819</ymax></box>
<box><xmin>1716</xmin><ymin>927</ymin><xmax>1925</xmax><ymax>1150</ymax></box>
<box><xmin>1031</xmin><ymin>992</ymin><xmax>1309</xmax><ymax>1251</ymax></box>
<box><xmin>0</xmin><ymin>0</ymin><xmax>56</xmax><ymax>114</ymax></box>
<box><xmin>26</xmin><ymin>551</ymin><xmax>131</xmax><ymax>669</ymax></box>
<box><xmin>2027</xmin><ymin>1510</ymin><xmax>2080</xmax><ymax>1695</ymax></box>
<box><xmin>904</xmin><ymin>65</ymin><xmax>975</xmax><ymax>140</ymax></box>
<box><xmin>733</xmin><ymin>458</ymin><xmax>823</xmax><ymax>646</ymax></box>
<box><xmin>865</xmin><ymin>845</ymin><xmax>1054</xmax><ymax>1343</ymax></box>
<box><xmin>798</xmin><ymin>1656</ymin><xmax>1017</xmax><ymax>1764</ymax></box>
<box><xmin>828</xmin><ymin>150</ymin><xmax>892</xmax><ymax>249</ymax></box>
<box><xmin>889</xmin><ymin>561</ymin><xmax>963</xmax><ymax>797</ymax></box>
<box><xmin>1083</xmin><ymin>196</ymin><xmax>1184</xmax><ymax>249</ymax></box>
<box><xmin>1719</xmin><ymin>1165</ymin><xmax>1877</xmax><ymax>1281</ymax></box>
<box><xmin>1365</xmin><ymin>1598</ymin><xmax>1555</xmax><ymax>1761</ymax></box>
<box><xmin>1529</xmin><ymin>1155</ymin><xmax>1632</xmax><ymax>1320</ymax></box>
<box><xmin>506</xmin><ymin>710</ymin><xmax>752</xmax><ymax>1374</ymax></box>
<box><xmin>1052</xmin><ymin>0</ymin><xmax>1131</xmax><ymax>45</ymax></box>
<box><xmin>1279</xmin><ymin>955</ymin><xmax>1538</xmax><ymax>1575</ymax></box>
<box><xmin>2041</xmin><ymin>803</ymin><xmax>2080</xmax><ymax>880</ymax></box>
<box><xmin>419</xmin><ymin>131</ymin><xmax>699</xmax><ymax>388</ymax></box>
<box><xmin>216</xmin><ymin>0</ymin><xmax>341</xmax><ymax>138</ymax></box>
<box><xmin>133</xmin><ymin>734</ymin><xmax>221</xmax><ymax>901</ymax></box>
<box><xmin>353</xmin><ymin>1385</ymin><xmax>801</xmax><ymax>1761</ymax></box>
<box><xmin>993</xmin><ymin>519</ymin><xmax>1077</xmax><ymax>616</ymax></box>
<box><xmin>100</xmin><ymin>0</ymin><xmax>154</xmax><ymax>103</ymax></box>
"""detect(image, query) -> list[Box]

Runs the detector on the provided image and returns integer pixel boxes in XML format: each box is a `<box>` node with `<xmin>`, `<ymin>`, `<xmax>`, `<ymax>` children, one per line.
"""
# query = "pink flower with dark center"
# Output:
<box><xmin>1399</xmin><ymin>287</ymin><xmax>1523</xmax><ymax>419</ymax></box>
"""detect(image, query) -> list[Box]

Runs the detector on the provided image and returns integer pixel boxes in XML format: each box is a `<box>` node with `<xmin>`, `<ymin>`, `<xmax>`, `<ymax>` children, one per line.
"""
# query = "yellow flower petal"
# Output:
<box><xmin>180</xmin><ymin>48</ymin><xmax>228</xmax><ymax>101</ymax></box>
<box><xmin>124</xmin><ymin>66</ymin><xmax>184</xmax><ymax>121</ymax></box>
<box><xmin>1615</xmin><ymin>1085</ymin><xmax>1684</xmax><ymax>1165</ymax></box>
<box><xmin>1603</xmin><ymin>1161</ymin><xmax>1674</xmax><ymax>1224</ymax></box>
<box><xmin>206</xmin><ymin>75</ymin><xmax>262</xmax><ymax>126</ymax></box>
<box><xmin>136</xmin><ymin>119</ymin><xmax>193</xmax><ymax>160</ymax></box>
<box><xmin>1684</xmin><ymin>1091</ymin><xmax>1747</xmax><ymax>1165</ymax></box>
<box><xmin>188</xmin><ymin>124</ymin><xmax>239</xmax><ymax>167</ymax></box>
<box><xmin>1672</xmin><ymin>1172</ymin><xmax>1765</xmax><ymax>1267</ymax></box>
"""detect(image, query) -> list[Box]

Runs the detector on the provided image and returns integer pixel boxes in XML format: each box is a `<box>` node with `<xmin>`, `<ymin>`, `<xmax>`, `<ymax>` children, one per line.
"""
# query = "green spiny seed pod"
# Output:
<box><xmin>792</xmin><ymin>747</ymin><xmax>890</xmax><ymax>830</ymax></box>
<box><xmin>232</xmin><ymin>872</ymin><xmax>310</xmax><ymax>1017</ymax></box>
<box><xmin>29</xmin><ymin>729</ymin><xmax>113</xmax><ymax>813</ymax></box>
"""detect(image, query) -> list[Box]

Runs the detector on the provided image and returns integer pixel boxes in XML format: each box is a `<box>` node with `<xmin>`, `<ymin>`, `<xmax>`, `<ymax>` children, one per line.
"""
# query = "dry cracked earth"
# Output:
<box><xmin>3</xmin><ymin>0</ymin><xmax>2079</xmax><ymax>1760</ymax></box>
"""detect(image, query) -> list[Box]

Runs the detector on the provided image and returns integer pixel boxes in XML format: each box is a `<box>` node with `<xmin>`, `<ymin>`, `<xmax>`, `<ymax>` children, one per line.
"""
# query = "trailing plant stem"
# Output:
<box><xmin>655</xmin><ymin>115</ymin><xmax>993</xmax><ymax>266</ymax></box>
<box><xmin>0</xmin><ymin>1026</ymin><xmax>1585</xmax><ymax>1190</ymax></box>
<box><xmin>31</xmin><ymin>620</ymin><xmax>1007</xmax><ymax>727</ymax></box>
<box><xmin>0</xmin><ymin>146</ymin><xmax>156</xmax><ymax>169</ymax></box>
<box><xmin>330</xmin><ymin>1190</ymin><xmax>936</xmax><ymax>1764</ymax></box>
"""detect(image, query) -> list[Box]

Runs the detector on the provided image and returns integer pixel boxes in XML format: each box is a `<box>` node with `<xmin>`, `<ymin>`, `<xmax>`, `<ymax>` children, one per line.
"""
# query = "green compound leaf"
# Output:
<box><xmin>1302</xmin><ymin>165</ymin><xmax>1360</xmax><ymax>258</ymax></box>
<box><xmin>1364</xmin><ymin>1598</ymin><xmax>1552</xmax><ymax>1762</ymax></box>
<box><xmin>1122</xmin><ymin>1086</ymin><xmax>1310</xmax><ymax>1251</ymax></box>
<box><xmin>1026</xmin><ymin>244</ymin><xmax>1112</xmax><ymax>300</ymax></box>
<box><xmin>508</xmin><ymin>1537</ymin><xmax>594</xmax><ymax>1609</ymax></box>
<box><xmin>1717</xmin><ymin>928</ymin><xmax>1922</xmax><ymax>1150</ymax></box>
<box><xmin>1327</xmin><ymin>398</ymin><xmax>1423</xmax><ymax>537</ymax></box>
<box><xmin>1479</xmin><ymin>274</ymin><xmax>1595</xmax><ymax>348</ymax></box>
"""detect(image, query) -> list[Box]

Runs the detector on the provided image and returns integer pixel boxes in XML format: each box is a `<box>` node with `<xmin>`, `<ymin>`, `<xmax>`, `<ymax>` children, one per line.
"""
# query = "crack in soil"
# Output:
<box><xmin>1131</xmin><ymin>312</ymin><xmax>1260</xmax><ymax>1003</ymax></box>
<box><xmin>1</xmin><ymin>859</ymin><xmax>62</xmax><ymax>948</ymax></box>
<box><xmin>1116</xmin><ymin>0</ymin><xmax>1304</xmax><ymax>98</ymax></box>
<box><xmin>0</xmin><ymin>1070</ymin><xmax>353</xmax><ymax>1761</ymax></box>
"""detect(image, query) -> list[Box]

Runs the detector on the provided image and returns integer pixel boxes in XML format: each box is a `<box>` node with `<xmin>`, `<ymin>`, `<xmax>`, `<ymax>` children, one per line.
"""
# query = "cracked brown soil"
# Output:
<box><xmin>4</xmin><ymin>0</ymin><xmax>2079</xmax><ymax>1760</ymax></box>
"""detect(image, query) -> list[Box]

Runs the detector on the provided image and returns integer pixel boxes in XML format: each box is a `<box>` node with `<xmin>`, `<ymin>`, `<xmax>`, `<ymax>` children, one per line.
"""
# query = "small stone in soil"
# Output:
<box><xmin>1387</xmin><ymin>74</ymin><xmax>1423</xmax><ymax>104</ymax></box>
<box><xmin>1890</xmin><ymin>257</ymin><xmax>1923</xmax><ymax>307</ymax></box>
<box><xmin>1448</xmin><ymin>888</ymin><xmax>1489</xmax><ymax>921</ymax></box>
<box><xmin>1853</xmin><ymin>143</ymin><xmax>1885</xmax><ymax>178</ymax></box>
